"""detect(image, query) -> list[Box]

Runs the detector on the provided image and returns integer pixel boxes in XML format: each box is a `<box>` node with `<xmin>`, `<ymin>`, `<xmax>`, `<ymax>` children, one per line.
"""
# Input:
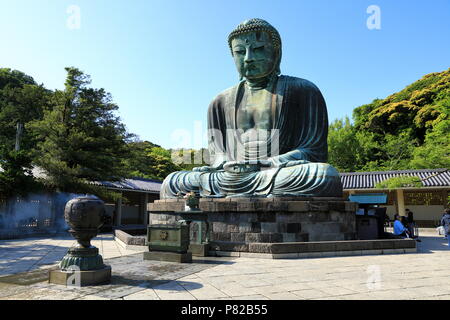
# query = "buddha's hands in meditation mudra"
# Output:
<box><xmin>192</xmin><ymin>162</ymin><xmax>225</xmax><ymax>172</ymax></box>
<box><xmin>193</xmin><ymin>127</ymin><xmax>284</xmax><ymax>173</ymax></box>
<box><xmin>192</xmin><ymin>161</ymin><xmax>270</xmax><ymax>174</ymax></box>
<box><xmin>192</xmin><ymin>160</ymin><xmax>269</xmax><ymax>173</ymax></box>
<box><xmin>223</xmin><ymin>160</ymin><xmax>271</xmax><ymax>173</ymax></box>
<box><xmin>192</xmin><ymin>157</ymin><xmax>310</xmax><ymax>174</ymax></box>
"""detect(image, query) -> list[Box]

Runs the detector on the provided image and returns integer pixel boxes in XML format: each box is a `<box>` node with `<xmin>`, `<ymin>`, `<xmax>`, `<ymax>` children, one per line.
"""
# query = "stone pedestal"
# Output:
<box><xmin>189</xmin><ymin>243</ymin><xmax>210</xmax><ymax>257</ymax></box>
<box><xmin>49</xmin><ymin>266</ymin><xmax>111</xmax><ymax>287</ymax></box>
<box><xmin>149</xmin><ymin>197</ymin><xmax>357</xmax><ymax>253</ymax></box>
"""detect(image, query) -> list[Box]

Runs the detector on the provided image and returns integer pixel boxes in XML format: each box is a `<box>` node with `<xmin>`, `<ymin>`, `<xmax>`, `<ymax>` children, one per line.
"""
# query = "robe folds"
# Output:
<box><xmin>160</xmin><ymin>75</ymin><xmax>343</xmax><ymax>198</ymax></box>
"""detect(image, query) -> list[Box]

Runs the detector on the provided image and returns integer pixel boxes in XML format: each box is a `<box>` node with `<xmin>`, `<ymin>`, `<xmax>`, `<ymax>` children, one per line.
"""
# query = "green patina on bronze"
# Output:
<box><xmin>58</xmin><ymin>197</ymin><xmax>108</xmax><ymax>271</ymax></box>
<box><xmin>161</xmin><ymin>18</ymin><xmax>343</xmax><ymax>199</ymax></box>
<box><xmin>59</xmin><ymin>247</ymin><xmax>105</xmax><ymax>271</ymax></box>
<box><xmin>147</xmin><ymin>223</ymin><xmax>190</xmax><ymax>253</ymax></box>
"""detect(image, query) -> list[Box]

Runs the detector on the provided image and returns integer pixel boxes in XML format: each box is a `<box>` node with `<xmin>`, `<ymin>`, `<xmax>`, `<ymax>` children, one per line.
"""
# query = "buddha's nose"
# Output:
<box><xmin>244</xmin><ymin>50</ymin><xmax>255</xmax><ymax>63</ymax></box>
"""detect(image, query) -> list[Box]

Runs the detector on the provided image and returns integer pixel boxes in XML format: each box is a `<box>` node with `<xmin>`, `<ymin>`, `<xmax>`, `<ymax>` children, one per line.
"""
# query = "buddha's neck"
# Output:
<box><xmin>245</xmin><ymin>74</ymin><xmax>276</xmax><ymax>90</ymax></box>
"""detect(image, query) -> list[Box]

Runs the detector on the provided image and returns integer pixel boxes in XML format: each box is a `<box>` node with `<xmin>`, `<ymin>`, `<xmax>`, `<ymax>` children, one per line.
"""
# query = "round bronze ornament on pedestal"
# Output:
<box><xmin>59</xmin><ymin>196</ymin><xmax>107</xmax><ymax>271</ymax></box>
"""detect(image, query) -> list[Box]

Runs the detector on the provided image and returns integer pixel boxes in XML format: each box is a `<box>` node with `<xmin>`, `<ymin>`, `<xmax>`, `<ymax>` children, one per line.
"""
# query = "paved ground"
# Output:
<box><xmin>0</xmin><ymin>230</ymin><xmax>449</xmax><ymax>300</ymax></box>
<box><xmin>0</xmin><ymin>233</ymin><xmax>144</xmax><ymax>277</ymax></box>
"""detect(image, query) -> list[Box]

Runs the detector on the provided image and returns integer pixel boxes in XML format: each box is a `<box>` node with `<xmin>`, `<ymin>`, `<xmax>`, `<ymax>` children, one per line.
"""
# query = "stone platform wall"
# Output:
<box><xmin>149</xmin><ymin>198</ymin><xmax>358</xmax><ymax>244</ymax></box>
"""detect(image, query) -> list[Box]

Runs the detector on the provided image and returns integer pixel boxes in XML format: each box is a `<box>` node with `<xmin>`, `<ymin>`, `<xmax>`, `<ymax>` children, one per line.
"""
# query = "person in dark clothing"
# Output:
<box><xmin>406</xmin><ymin>209</ymin><xmax>415</xmax><ymax>238</ymax></box>
<box><xmin>406</xmin><ymin>209</ymin><xmax>414</xmax><ymax>223</ymax></box>
<box><xmin>384</xmin><ymin>212</ymin><xmax>390</xmax><ymax>227</ymax></box>
<box><xmin>400</xmin><ymin>216</ymin><xmax>408</xmax><ymax>229</ymax></box>
<box><xmin>440</xmin><ymin>209</ymin><xmax>450</xmax><ymax>248</ymax></box>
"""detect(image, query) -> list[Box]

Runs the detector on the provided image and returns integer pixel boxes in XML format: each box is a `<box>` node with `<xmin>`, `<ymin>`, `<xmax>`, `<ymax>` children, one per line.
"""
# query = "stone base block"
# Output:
<box><xmin>188</xmin><ymin>243</ymin><xmax>209</xmax><ymax>257</ymax></box>
<box><xmin>48</xmin><ymin>266</ymin><xmax>111</xmax><ymax>287</ymax></box>
<box><xmin>143</xmin><ymin>251</ymin><xmax>192</xmax><ymax>263</ymax></box>
<box><xmin>208</xmin><ymin>239</ymin><xmax>416</xmax><ymax>259</ymax></box>
<box><xmin>150</xmin><ymin>198</ymin><xmax>357</xmax><ymax>246</ymax></box>
<box><xmin>114</xmin><ymin>229</ymin><xmax>146</xmax><ymax>246</ymax></box>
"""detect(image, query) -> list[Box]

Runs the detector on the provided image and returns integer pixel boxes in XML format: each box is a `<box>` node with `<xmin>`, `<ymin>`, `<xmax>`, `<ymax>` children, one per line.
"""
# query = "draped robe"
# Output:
<box><xmin>160</xmin><ymin>75</ymin><xmax>343</xmax><ymax>198</ymax></box>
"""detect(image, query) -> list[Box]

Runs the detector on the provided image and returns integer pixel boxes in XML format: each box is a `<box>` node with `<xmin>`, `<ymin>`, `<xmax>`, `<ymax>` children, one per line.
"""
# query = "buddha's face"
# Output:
<box><xmin>231</xmin><ymin>31</ymin><xmax>277</xmax><ymax>80</ymax></box>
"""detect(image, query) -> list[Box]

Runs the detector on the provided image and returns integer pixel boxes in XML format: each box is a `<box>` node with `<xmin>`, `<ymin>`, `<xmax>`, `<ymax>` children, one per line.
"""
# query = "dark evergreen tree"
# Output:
<box><xmin>29</xmin><ymin>67</ymin><xmax>132</xmax><ymax>193</ymax></box>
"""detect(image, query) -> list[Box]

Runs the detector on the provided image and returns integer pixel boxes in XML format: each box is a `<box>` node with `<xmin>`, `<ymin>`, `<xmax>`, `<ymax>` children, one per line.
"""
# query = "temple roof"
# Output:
<box><xmin>92</xmin><ymin>177</ymin><xmax>162</xmax><ymax>193</ymax></box>
<box><xmin>340</xmin><ymin>168</ymin><xmax>450</xmax><ymax>189</ymax></box>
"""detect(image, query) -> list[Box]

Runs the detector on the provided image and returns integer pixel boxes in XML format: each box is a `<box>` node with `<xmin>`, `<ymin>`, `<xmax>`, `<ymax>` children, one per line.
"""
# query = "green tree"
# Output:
<box><xmin>353</xmin><ymin>131</ymin><xmax>383</xmax><ymax>171</ymax></box>
<box><xmin>122</xmin><ymin>140</ymin><xmax>159</xmax><ymax>178</ymax></box>
<box><xmin>0</xmin><ymin>69</ymin><xmax>51</xmax><ymax>198</ymax></box>
<box><xmin>0</xmin><ymin>69</ymin><xmax>51</xmax><ymax>147</ymax></box>
<box><xmin>327</xmin><ymin>117</ymin><xmax>386</xmax><ymax>172</ymax></box>
<box><xmin>122</xmin><ymin>142</ymin><xmax>210</xmax><ymax>181</ymax></box>
<box><xmin>122</xmin><ymin>140</ymin><xmax>184</xmax><ymax>180</ymax></box>
<box><xmin>28</xmin><ymin>67</ymin><xmax>131</xmax><ymax>194</ymax></box>
<box><xmin>123</xmin><ymin>144</ymin><xmax>182</xmax><ymax>181</ymax></box>
<box><xmin>327</xmin><ymin>117</ymin><xmax>360</xmax><ymax>172</ymax></box>
<box><xmin>410</xmin><ymin>117</ymin><xmax>450</xmax><ymax>168</ymax></box>
<box><xmin>145</xmin><ymin>147</ymin><xmax>182</xmax><ymax>180</ymax></box>
<box><xmin>375</xmin><ymin>176</ymin><xmax>422</xmax><ymax>189</ymax></box>
<box><xmin>344</xmin><ymin>68</ymin><xmax>450</xmax><ymax>172</ymax></box>
<box><xmin>378</xmin><ymin>130</ymin><xmax>418</xmax><ymax>170</ymax></box>
<box><xmin>0</xmin><ymin>149</ymin><xmax>40</xmax><ymax>199</ymax></box>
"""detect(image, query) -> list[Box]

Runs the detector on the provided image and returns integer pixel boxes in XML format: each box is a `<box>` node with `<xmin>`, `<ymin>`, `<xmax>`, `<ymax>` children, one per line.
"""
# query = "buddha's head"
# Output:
<box><xmin>228</xmin><ymin>18</ymin><xmax>282</xmax><ymax>81</ymax></box>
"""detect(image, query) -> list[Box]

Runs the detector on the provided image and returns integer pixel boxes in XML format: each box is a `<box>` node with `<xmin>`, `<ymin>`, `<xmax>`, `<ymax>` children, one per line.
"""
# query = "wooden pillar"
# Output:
<box><xmin>115</xmin><ymin>196</ymin><xmax>122</xmax><ymax>227</ymax></box>
<box><xmin>143</xmin><ymin>193</ymin><xmax>149</xmax><ymax>226</ymax></box>
<box><xmin>396</xmin><ymin>189</ymin><xmax>406</xmax><ymax>216</ymax></box>
<box><xmin>444</xmin><ymin>190</ymin><xmax>449</xmax><ymax>206</ymax></box>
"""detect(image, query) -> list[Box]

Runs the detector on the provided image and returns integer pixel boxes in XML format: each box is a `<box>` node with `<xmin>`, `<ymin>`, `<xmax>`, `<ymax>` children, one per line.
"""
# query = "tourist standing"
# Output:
<box><xmin>406</xmin><ymin>209</ymin><xmax>415</xmax><ymax>238</ymax></box>
<box><xmin>440</xmin><ymin>209</ymin><xmax>450</xmax><ymax>247</ymax></box>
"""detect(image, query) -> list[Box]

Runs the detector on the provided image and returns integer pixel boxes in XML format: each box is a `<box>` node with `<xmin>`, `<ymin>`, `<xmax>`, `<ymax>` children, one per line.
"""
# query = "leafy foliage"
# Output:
<box><xmin>0</xmin><ymin>67</ymin><xmax>187</xmax><ymax>199</ymax></box>
<box><xmin>375</xmin><ymin>176</ymin><xmax>422</xmax><ymax>189</ymax></box>
<box><xmin>0</xmin><ymin>69</ymin><xmax>51</xmax><ymax>198</ymax></box>
<box><xmin>327</xmin><ymin>117</ymin><xmax>361</xmax><ymax>172</ymax></box>
<box><xmin>28</xmin><ymin>67</ymin><xmax>132</xmax><ymax>194</ymax></box>
<box><xmin>329</xmin><ymin>68</ymin><xmax>450</xmax><ymax>172</ymax></box>
<box><xmin>122</xmin><ymin>140</ymin><xmax>182</xmax><ymax>181</ymax></box>
<box><xmin>0</xmin><ymin>149</ymin><xmax>41</xmax><ymax>198</ymax></box>
<box><xmin>410</xmin><ymin>108</ymin><xmax>450</xmax><ymax>168</ymax></box>
<box><xmin>171</xmin><ymin>148</ymin><xmax>209</xmax><ymax>171</ymax></box>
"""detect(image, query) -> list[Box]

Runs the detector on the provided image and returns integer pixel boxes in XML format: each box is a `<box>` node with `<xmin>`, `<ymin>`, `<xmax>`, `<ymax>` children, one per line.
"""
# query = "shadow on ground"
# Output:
<box><xmin>0</xmin><ymin>242</ymin><xmax>71</xmax><ymax>274</ymax></box>
<box><xmin>111</xmin><ymin>275</ymin><xmax>203</xmax><ymax>291</ymax></box>
<box><xmin>416</xmin><ymin>236</ymin><xmax>449</xmax><ymax>253</ymax></box>
<box><xmin>0</xmin><ymin>266</ymin><xmax>58</xmax><ymax>285</ymax></box>
<box><xmin>90</xmin><ymin>253</ymin><xmax>237</xmax><ymax>291</ymax></box>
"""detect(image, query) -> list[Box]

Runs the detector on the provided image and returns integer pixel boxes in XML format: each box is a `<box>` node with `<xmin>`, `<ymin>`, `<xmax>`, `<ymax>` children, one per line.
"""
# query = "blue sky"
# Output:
<box><xmin>0</xmin><ymin>0</ymin><xmax>449</xmax><ymax>149</ymax></box>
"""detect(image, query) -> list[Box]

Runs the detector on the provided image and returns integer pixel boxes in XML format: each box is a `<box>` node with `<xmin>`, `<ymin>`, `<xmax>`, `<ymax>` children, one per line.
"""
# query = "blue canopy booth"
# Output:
<box><xmin>349</xmin><ymin>193</ymin><xmax>388</xmax><ymax>240</ymax></box>
<box><xmin>349</xmin><ymin>193</ymin><xmax>387</xmax><ymax>205</ymax></box>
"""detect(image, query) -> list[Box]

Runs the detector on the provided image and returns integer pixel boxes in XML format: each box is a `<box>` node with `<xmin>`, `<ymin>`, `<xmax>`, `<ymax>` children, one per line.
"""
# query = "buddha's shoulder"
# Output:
<box><xmin>208</xmin><ymin>76</ymin><xmax>322</xmax><ymax>107</ymax></box>
<box><xmin>209</xmin><ymin>83</ymin><xmax>241</xmax><ymax>106</ymax></box>
<box><xmin>280</xmin><ymin>75</ymin><xmax>321</xmax><ymax>93</ymax></box>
